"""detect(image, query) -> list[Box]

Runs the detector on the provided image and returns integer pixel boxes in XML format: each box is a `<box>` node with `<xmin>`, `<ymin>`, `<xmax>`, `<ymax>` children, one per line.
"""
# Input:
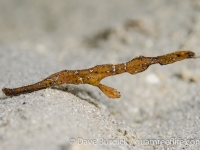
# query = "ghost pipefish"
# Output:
<box><xmin>2</xmin><ymin>51</ymin><xmax>199</xmax><ymax>98</ymax></box>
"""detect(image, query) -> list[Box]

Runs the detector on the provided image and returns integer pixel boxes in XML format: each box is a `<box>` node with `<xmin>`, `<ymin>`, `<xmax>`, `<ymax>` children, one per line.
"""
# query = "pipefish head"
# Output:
<box><xmin>181</xmin><ymin>51</ymin><xmax>200</xmax><ymax>59</ymax></box>
<box><xmin>172</xmin><ymin>51</ymin><xmax>196</xmax><ymax>59</ymax></box>
<box><xmin>158</xmin><ymin>51</ymin><xmax>197</xmax><ymax>65</ymax></box>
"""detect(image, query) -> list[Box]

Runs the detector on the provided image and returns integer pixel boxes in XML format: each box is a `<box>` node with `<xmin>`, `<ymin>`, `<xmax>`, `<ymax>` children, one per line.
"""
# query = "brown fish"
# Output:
<box><xmin>2</xmin><ymin>51</ymin><xmax>198</xmax><ymax>98</ymax></box>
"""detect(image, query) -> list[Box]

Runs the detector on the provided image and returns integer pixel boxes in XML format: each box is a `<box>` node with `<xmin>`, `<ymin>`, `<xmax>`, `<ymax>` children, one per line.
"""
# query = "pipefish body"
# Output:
<box><xmin>2</xmin><ymin>50</ymin><xmax>198</xmax><ymax>98</ymax></box>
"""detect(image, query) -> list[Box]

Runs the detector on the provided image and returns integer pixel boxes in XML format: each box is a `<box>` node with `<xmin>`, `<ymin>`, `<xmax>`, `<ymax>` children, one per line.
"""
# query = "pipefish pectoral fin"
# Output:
<box><xmin>98</xmin><ymin>83</ymin><xmax>120</xmax><ymax>98</ymax></box>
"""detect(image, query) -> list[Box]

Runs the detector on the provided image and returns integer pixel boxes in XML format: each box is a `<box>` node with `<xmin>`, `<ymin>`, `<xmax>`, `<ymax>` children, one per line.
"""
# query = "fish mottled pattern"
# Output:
<box><xmin>2</xmin><ymin>50</ymin><xmax>198</xmax><ymax>98</ymax></box>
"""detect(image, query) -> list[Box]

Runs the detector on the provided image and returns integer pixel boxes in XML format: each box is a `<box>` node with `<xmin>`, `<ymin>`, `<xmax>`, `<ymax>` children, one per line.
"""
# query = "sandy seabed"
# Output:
<box><xmin>0</xmin><ymin>0</ymin><xmax>200</xmax><ymax>150</ymax></box>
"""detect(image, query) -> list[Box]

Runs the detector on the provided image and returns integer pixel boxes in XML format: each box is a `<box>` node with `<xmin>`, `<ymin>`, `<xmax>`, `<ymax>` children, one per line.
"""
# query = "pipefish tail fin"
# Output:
<box><xmin>98</xmin><ymin>84</ymin><xmax>121</xmax><ymax>98</ymax></box>
<box><xmin>2</xmin><ymin>71</ymin><xmax>63</xmax><ymax>96</ymax></box>
<box><xmin>2</xmin><ymin>86</ymin><xmax>40</xmax><ymax>96</ymax></box>
<box><xmin>2</xmin><ymin>79</ymin><xmax>54</xmax><ymax>96</ymax></box>
<box><xmin>2</xmin><ymin>83</ymin><xmax>45</xmax><ymax>96</ymax></box>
